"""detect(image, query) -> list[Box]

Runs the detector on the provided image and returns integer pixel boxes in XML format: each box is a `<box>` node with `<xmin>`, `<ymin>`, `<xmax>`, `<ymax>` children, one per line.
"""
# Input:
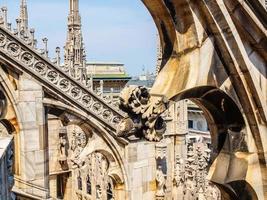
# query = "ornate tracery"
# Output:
<box><xmin>74</xmin><ymin>152</ymin><xmax>115</xmax><ymax>200</ymax></box>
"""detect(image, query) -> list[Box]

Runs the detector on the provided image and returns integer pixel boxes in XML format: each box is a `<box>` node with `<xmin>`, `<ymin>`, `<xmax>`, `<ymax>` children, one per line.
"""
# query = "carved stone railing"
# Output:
<box><xmin>0</xmin><ymin>26</ymin><xmax>125</xmax><ymax>130</ymax></box>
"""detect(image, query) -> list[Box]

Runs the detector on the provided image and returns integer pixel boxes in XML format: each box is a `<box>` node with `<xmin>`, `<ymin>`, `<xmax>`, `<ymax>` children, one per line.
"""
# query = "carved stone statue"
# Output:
<box><xmin>69</xmin><ymin>127</ymin><xmax>88</xmax><ymax>167</ymax></box>
<box><xmin>118</xmin><ymin>86</ymin><xmax>168</xmax><ymax>141</ymax></box>
<box><xmin>156</xmin><ymin>165</ymin><xmax>166</xmax><ymax>197</ymax></box>
<box><xmin>174</xmin><ymin>156</ymin><xmax>185</xmax><ymax>186</ymax></box>
<box><xmin>174</xmin><ymin>156</ymin><xmax>185</xmax><ymax>200</ymax></box>
<box><xmin>71</xmin><ymin>129</ymin><xmax>87</xmax><ymax>159</ymax></box>
<box><xmin>58</xmin><ymin>127</ymin><xmax>68</xmax><ymax>163</ymax></box>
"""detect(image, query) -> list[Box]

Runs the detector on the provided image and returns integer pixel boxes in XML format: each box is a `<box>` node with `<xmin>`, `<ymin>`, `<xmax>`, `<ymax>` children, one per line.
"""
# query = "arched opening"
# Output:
<box><xmin>169</xmin><ymin>86</ymin><xmax>257</xmax><ymax>199</ymax></box>
<box><xmin>45</xmin><ymin>105</ymin><xmax>127</xmax><ymax>199</ymax></box>
<box><xmin>165</xmin><ymin>98</ymin><xmax>221</xmax><ymax>199</ymax></box>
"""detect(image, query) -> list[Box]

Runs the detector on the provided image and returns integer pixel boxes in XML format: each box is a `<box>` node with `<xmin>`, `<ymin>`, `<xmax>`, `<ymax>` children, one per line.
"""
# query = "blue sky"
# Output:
<box><xmin>2</xmin><ymin>0</ymin><xmax>158</xmax><ymax>76</ymax></box>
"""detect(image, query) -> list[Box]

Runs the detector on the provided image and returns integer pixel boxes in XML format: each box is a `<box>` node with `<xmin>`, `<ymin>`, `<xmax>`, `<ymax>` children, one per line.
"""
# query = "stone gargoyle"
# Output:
<box><xmin>117</xmin><ymin>85</ymin><xmax>168</xmax><ymax>141</ymax></box>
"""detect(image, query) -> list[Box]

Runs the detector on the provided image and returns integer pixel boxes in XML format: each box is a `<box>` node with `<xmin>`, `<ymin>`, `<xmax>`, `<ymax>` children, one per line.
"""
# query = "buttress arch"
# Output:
<box><xmin>138</xmin><ymin>0</ymin><xmax>267</xmax><ymax>198</ymax></box>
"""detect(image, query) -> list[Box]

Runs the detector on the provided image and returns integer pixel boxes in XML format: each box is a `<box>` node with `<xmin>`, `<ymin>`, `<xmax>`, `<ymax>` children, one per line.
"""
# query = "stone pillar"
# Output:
<box><xmin>164</xmin><ymin>100</ymin><xmax>188</xmax><ymax>200</ymax></box>
<box><xmin>126</xmin><ymin>141</ymin><xmax>157</xmax><ymax>200</ymax></box>
<box><xmin>165</xmin><ymin>100</ymin><xmax>188</xmax><ymax>154</ymax></box>
<box><xmin>15</xmin><ymin>74</ymin><xmax>50</xmax><ymax>199</ymax></box>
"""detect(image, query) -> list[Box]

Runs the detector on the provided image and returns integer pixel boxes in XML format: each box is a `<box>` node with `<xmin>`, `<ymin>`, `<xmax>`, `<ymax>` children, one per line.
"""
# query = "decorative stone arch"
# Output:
<box><xmin>44</xmin><ymin>100</ymin><xmax>129</xmax><ymax>196</ymax></box>
<box><xmin>78</xmin><ymin>145</ymin><xmax>125</xmax><ymax>187</ymax></box>
<box><xmin>95</xmin><ymin>149</ymin><xmax>124</xmax><ymax>185</ymax></box>
<box><xmin>0</xmin><ymin>66</ymin><xmax>21</xmax><ymax>132</ymax></box>
<box><xmin>145</xmin><ymin>0</ymin><xmax>266</xmax><ymax>161</ymax></box>
<box><xmin>73</xmin><ymin>150</ymin><xmax>124</xmax><ymax>200</ymax></box>
<box><xmin>172</xmin><ymin>86</ymin><xmax>246</xmax><ymax>153</ymax></box>
<box><xmin>170</xmin><ymin>86</ymin><xmax>258</xmax><ymax>197</ymax></box>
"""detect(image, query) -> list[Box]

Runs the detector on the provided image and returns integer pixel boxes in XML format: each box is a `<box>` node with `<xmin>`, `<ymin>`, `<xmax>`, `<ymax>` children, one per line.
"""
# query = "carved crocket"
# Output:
<box><xmin>117</xmin><ymin>85</ymin><xmax>168</xmax><ymax>141</ymax></box>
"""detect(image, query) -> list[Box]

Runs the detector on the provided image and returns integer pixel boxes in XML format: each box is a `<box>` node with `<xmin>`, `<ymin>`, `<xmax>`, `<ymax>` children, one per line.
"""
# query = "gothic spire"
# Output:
<box><xmin>68</xmin><ymin>0</ymin><xmax>81</xmax><ymax>28</ymax></box>
<box><xmin>19</xmin><ymin>0</ymin><xmax>28</xmax><ymax>30</ymax></box>
<box><xmin>70</xmin><ymin>0</ymin><xmax>79</xmax><ymax>13</ymax></box>
<box><xmin>64</xmin><ymin>0</ymin><xmax>86</xmax><ymax>80</ymax></box>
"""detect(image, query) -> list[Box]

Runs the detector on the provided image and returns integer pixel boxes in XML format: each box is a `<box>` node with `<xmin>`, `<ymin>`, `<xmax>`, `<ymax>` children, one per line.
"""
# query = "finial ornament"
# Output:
<box><xmin>19</xmin><ymin>0</ymin><xmax>28</xmax><ymax>31</ymax></box>
<box><xmin>42</xmin><ymin>37</ymin><xmax>48</xmax><ymax>57</ymax></box>
<box><xmin>55</xmin><ymin>47</ymin><xmax>61</xmax><ymax>66</ymax></box>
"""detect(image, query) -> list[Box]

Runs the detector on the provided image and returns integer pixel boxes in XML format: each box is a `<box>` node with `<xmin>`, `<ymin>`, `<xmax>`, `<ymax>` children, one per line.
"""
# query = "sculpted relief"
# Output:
<box><xmin>174</xmin><ymin>143</ymin><xmax>221</xmax><ymax>200</ymax></box>
<box><xmin>74</xmin><ymin>152</ymin><xmax>115</xmax><ymax>200</ymax></box>
<box><xmin>118</xmin><ymin>86</ymin><xmax>168</xmax><ymax>141</ymax></box>
<box><xmin>53</xmin><ymin>122</ymin><xmax>119</xmax><ymax>200</ymax></box>
<box><xmin>70</xmin><ymin>127</ymin><xmax>87</xmax><ymax>160</ymax></box>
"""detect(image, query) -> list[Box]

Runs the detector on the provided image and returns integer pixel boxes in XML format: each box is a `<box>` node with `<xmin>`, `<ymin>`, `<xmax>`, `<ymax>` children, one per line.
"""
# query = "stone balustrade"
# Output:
<box><xmin>0</xmin><ymin>26</ymin><xmax>125</xmax><ymax>131</ymax></box>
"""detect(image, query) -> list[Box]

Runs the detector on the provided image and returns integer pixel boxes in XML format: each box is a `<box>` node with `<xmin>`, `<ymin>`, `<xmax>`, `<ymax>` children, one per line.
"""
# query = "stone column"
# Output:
<box><xmin>174</xmin><ymin>101</ymin><xmax>188</xmax><ymax>157</ymax></box>
<box><xmin>126</xmin><ymin>141</ymin><xmax>157</xmax><ymax>200</ymax></box>
<box><xmin>15</xmin><ymin>74</ymin><xmax>50</xmax><ymax>199</ymax></box>
<box><xmin>165</xmin><ymin>100</ymin><xmax>188</xmax><ymax>155</ymax></box>
<box><xmin>164</xmin><ymin>100</ymin><xmax>188</xmax><ymax>200</ymax></box>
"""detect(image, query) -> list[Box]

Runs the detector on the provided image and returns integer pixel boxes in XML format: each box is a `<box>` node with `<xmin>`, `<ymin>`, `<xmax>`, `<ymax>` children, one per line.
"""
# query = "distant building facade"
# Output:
<box><xmin>127</xmin><ymin>70</ymin><xmax>156</xmax><ymax>88</ymax></box>
<box><xmin>86</xmin><ymin>62</ymin><xmax>131</xmax><ymax>96</ymax></box>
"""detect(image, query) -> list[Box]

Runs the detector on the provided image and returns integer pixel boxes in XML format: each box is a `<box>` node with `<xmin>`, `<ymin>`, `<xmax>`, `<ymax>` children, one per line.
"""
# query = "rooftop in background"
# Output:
<box><xmin>86</xmin><ymin>62</ymin><xmax>131</xmax><ymax>81</ymax></box>
<box><xmin>127</xmin><ymin>72</ymin><xmax>156</xmax><ymax>88</ymax></box>
<box><xmin>87</xmin><ymin>61</ymin><xmax>124</xmax><ymax>65</ymax></box>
